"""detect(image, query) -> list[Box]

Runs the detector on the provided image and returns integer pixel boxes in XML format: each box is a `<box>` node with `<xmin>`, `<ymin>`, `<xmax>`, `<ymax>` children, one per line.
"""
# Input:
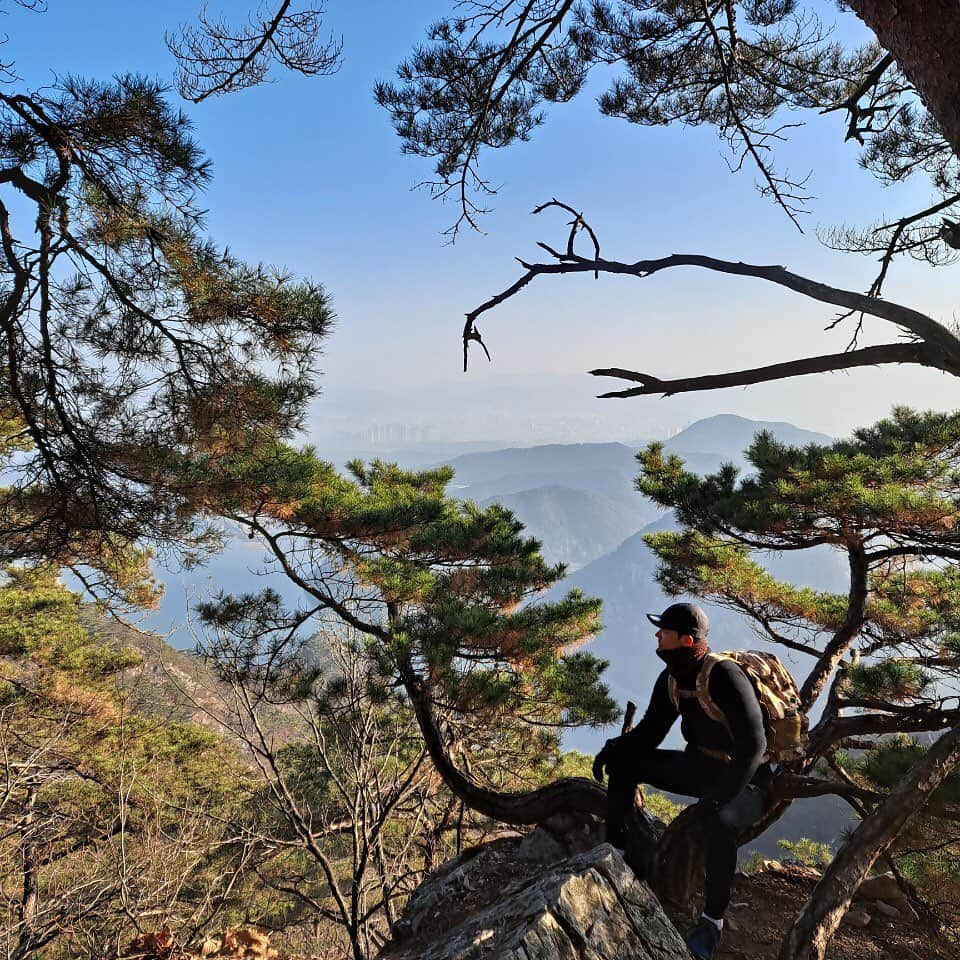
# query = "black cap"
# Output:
<box><xmin>646</xmin><ymin>602</ymin><xmax>709</xmax><ymax>639</ymax></box>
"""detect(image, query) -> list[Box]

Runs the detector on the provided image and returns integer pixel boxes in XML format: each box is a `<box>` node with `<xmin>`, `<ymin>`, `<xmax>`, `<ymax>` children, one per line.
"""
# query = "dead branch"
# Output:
<box><xmin>168</xmin><ymin>1</ymin><xmax>342</xmax><ymax>103</ymax></box>
<box><xmin>590</xmin><ymin>344</ymin><xmax>930</xmax><ymax>397</ymax></box>
<box><xmin>462</xmin><ymin>202</ymin><xmax>960</xmax><ymax>393</ymax></box>
<box><xmin>821</xmin><ymin>52</ymin><xmax>897</xmax><ymax>145</ymax></box>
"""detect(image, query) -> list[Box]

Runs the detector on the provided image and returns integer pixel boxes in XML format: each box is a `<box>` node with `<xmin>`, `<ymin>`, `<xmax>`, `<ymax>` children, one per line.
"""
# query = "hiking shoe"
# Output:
<box><xmin>686</xmin><ymin>917</ymin><xmax>722</xmax><ymax>959</ymax></box>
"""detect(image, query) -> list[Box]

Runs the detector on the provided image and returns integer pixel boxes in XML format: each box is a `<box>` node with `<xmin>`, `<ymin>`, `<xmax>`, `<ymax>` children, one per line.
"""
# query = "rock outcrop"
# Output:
<box><xmin>383</xmin><ymin>843</ymin><xmax>689</xmax><ymax>960</ymax></box>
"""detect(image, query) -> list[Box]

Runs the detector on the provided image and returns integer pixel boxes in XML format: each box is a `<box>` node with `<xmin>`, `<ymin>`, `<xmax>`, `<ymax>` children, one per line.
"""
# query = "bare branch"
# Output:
<box><xmin>462</xmin><ymin>202</ymin><xmax>960</xmax><ymax>389</ymax></box>
<box><xmin>531</xmin><ymin>198</ymin><xmax>600</xmax><ymax>271</ymax></box>
<box><xmin>699</xmin><ymin>0</ymin><xmax>809</xmax><ymax>231</ymax></box>
<box><xmin>822</xmin><ymin>192</ymin><xmax>960</xmax><ymax>300</ymax></box>
<box><xmin>821</xmin><ymin>52</ymin><xmax>896</xmax><ymax>145</ymax></box>
<box><xmin>168</xmin><ymin>1</ymin><xmax>342</xmax><ymax>103</ymax></box>
<box><xmin>589</xmin><ymin>344</ymin><xmax>930</xmax><ymax>398</ymax></box>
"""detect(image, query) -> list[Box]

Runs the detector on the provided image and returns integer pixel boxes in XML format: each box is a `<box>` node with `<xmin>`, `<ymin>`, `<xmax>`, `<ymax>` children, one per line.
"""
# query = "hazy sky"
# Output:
<box><xmin>10</xmin><ymin>1</ymin><xmax>960</xmax><ymax>443</ymax></box>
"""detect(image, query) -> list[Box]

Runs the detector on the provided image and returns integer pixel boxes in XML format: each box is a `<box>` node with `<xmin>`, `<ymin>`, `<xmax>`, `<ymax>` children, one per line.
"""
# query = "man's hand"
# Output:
<box><xmin>592</xmin><ymin>745</ymin><xmax>609</xmax><ymax>783</ymax></box>
<box><xmin>592</xmin><ymin>736</ymin><xmax>624</xmax><ymax>783</ymax></box>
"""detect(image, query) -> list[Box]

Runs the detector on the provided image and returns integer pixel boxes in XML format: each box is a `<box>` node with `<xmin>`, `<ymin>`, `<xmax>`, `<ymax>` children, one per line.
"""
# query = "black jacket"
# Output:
<box><xmin>622</xmin><ymin>655</ymin><xmax>768</xmax><ymax>805</ymax></box>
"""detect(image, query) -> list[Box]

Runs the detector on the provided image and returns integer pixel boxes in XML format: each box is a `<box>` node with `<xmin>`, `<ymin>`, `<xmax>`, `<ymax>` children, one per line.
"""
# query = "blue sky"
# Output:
<box><xmin>8</xmin><ymin>1</ymin><xmax>960</xmax><ymax>442</ymax></box>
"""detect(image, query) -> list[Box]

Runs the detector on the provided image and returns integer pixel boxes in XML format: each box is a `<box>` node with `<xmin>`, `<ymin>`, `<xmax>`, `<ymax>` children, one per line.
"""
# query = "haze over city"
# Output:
<box><xmin>8</xmin><ymin>0</ymin><xmax>958</xmax><ymax>457</ymax></box>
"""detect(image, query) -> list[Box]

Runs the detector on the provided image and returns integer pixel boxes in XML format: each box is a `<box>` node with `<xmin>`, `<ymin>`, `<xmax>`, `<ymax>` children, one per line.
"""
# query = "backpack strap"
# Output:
<box><xmin>695</xmin><ymin>652</ymin><xmax>734</xmax><ymax>732</ymax></box>
<box><xmin>667</xmin><ymin>674</ymin><xmax>679</xmax><ymax>710</ymax></box>
<box><xmin>666</xmin><ymin>653</ymin><xmax>734</xmax><ymax>731</ymax></box>
<box><xmin>665</xmin><ymin>672</ymin><xmax>707</xmax><ymax>708</ymax></box>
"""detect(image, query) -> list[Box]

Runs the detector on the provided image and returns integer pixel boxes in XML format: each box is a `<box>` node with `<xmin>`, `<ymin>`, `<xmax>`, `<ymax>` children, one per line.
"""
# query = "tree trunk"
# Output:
<box><xmin>779</xmin><ymin>721</ymin><xmax>960</xmax><ymax>960</ymax></box>
<box><xmin>396</xmin><ymin>652</ymin><xmax>610</xmax><ymax>823</ymax></box>
<box><xmin>799</xmin><ymin>546</ymin><xmax>867</xmax><ymax>712</ymax></box>
<box><xmin>652</xmin><ymin>807</ymin><xmax>707</xmax><ymax>915</ymax></box>
<box><xmin>847</xmin><ymin>0</ymin><xmax>960</xmax><ymax>159</ymax></box>
<box><xmin>652</xmin><ymin>793</ymin><xmax>793</xmax><ymax>915</ymax></box>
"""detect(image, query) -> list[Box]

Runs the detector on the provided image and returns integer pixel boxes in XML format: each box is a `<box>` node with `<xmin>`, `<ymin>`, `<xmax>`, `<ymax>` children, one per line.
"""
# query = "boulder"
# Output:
<box><xmin>841</xmin><ymin>909</ymin><xmax>872</xmax><ymax>928</ymax></box>
<box><xmin>870</xmin><ymin>899</ymin><xmax>901</xmax><ymax>919</ymax></box>
<box><xmin>383</xmin><ymin>844</ymin><xmax>690</xmax><ymax>960</ymax></box>
<box><xmin>517</xmin><ymin>827</ymin><xmax>567</xmax><ymax>865</ymax></box>
<box><xmin>394</xmin><ymin>836</ymin><xmax>521</xmax><ymax>939</ymax></box>
<box><xmin>855</xmin><ymin>872</ymin><xmax>901</xmax><ymax>903</ymax></box>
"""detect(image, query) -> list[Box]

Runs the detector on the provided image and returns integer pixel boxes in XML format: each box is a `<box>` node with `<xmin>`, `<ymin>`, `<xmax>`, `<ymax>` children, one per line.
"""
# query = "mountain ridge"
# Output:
<box><xmin>480</xmin><ymin>484</ymin><xmax>655</xmax><ymax>569</ymax></box>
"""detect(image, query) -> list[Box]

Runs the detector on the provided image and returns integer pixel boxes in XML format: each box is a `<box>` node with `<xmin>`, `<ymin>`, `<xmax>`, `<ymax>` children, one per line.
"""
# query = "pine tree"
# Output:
<box><xmin>380</xmin><ymin>0</ymin><xmax>959</xmax><ymax>263</ymax></box>
<box><xmin>191</xmin><ymin>453</ymin><xmax>618</xmax><ymax>828</ymax></box>
<box><xmin>0</xmin><ymin>567</ymin><xmax>247</xmax><ymax>960</ymax></box>
<box><xmin>0</xmin><ymin>71</ymin><xmax>333</xmax><ymax>606</ymax></box>
<box><xmin>637</xmin><ymin>406</ymin><xmax>960</xmax><ymax>953</ymax></box>
<box><xmin>196</xmin><ymin>617</ymin><xmax>576</xmax><ymax>960</ymax></box>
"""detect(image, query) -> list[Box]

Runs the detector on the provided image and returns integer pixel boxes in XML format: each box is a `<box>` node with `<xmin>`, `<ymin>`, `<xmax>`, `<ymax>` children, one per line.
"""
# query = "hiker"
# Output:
<box><xmin>592</xmin><ymin>601</ymin><xmax>773</xmax><ymax>960</ymax></box>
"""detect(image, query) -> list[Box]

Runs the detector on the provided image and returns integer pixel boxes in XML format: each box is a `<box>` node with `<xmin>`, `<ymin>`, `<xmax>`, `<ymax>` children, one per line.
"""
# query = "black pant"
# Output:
<box><xmin>606</xmin><ymin>746</ymin><xmax>766</xmax><ymax>918</ymax></box>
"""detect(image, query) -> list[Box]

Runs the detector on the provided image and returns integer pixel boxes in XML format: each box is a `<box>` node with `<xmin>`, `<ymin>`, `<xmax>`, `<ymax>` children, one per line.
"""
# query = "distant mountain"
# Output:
<box><xmin>442</xmin><ymin>415</ymin><xmax>833</xmax><ymax>505</ymax></box>
<box><xmin>442</xmin><ymin>442</ymin><xmax>646</xmax><ymax>511</ymax></box>
<box><xmin>481</xmin><ymin>485</ymin><xmax>653</xmax><ymax>570</ymax></box>
<box><xmin>144</xmin><ymin>413</ymin><xmax>835</xmax><ymax>648</ymax></box>
<box><xmin>332</xmin><ymin>440</ymin><xmax>510</xmax><ymax>470</ymax></box>
<box><xmin>664</xmin><ymin>414</ymin><xmax>833</xmax><ymax>463</ymax></box>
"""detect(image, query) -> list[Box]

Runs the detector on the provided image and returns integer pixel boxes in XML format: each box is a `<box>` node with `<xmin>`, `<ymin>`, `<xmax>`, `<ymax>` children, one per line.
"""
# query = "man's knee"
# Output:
<box><xmin>713</xmin><ymin>804</ymin><xmax>741</xmax><ymax>834</ymax></box>
<box><xmin>714</xmin><ymin>786</ymin><xmax>768</xmax><ymax>833</ymax></box>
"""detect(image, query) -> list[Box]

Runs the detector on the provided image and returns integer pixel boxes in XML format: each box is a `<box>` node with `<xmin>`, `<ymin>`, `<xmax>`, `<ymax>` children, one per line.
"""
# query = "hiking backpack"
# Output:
<box><xmin>666</xmin><ymin>650</ymin><xmax>807</xmax><ymax>762</ymax></box>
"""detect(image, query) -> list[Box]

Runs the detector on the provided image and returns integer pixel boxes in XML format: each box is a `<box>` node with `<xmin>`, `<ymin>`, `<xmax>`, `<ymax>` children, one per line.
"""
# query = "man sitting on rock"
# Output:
<box><xmin>592</xmin><ymin>602</ymin><xmax>770</xmax><ymax>960</ymax></box>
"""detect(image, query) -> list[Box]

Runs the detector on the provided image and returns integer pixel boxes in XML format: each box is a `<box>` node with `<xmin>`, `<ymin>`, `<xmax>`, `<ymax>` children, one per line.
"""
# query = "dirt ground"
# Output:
<box><xmin>711</xmin><ymin>866</ymin><xmax>959</xmax><ymax>960</ymax></box>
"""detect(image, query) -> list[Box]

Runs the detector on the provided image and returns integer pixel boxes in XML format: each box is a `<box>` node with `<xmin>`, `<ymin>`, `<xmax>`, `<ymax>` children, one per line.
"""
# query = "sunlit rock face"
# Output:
<box><xmin>382</xmin><ymin>842</ymin><xmax>689</xmax><ymax>960</ymax></box>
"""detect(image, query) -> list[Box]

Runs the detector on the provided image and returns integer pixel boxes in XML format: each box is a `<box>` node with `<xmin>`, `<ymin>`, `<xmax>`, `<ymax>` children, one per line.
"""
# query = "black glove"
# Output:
<box><xmin>592</xmin><ymin>736</ymin><xmax>625</xmax><ymax>783</ymax></box>
<box><xmin>592</xmin><ymin>745</ymin><xmax>609</xmax><ymax>783</ymax></box>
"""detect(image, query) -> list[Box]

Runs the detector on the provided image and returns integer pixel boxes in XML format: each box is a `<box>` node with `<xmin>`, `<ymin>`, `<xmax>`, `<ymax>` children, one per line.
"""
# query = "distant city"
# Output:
<box><xmin>307</xmin><ymin>372</ymin><xmax>700</xmax><ymax>459</ymax></box>
<box><xmin>315</xmin><ymin>414</ymin><xmax>687</xmax><ymax>457</ymax></box>
<box><xmin>365</xmin><ymin>422</ymin><xmax>435</xmax><ymax>445</ymax></box>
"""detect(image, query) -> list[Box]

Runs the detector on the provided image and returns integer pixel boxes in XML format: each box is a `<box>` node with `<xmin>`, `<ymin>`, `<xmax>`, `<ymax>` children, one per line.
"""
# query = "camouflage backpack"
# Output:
<box><xmin>667</xmin><ymin>650</ymin><xmax>807</xmax><ymax>762</ymax></box>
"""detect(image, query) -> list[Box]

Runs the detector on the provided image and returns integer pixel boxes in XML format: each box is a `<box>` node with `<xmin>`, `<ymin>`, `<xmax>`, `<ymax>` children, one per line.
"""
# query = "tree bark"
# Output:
<box><xmin>396</xmin><ymin>651</ymin><xmax>611</xmax><ymax>823</ymax></box>
<box><xmin>847</xmin><ymin>0</ymin><xmax>960</xmax><ymax>160</ymax></box>
<box><xmin>778</xmin><ymin>721</ymin><xmax>960</xmax><ymax>960</ymax></box>
<box><xmin>799</xmin><ymin>545</ymin><xmax>868</xmax><ymax>711</ymax></box>
<box><xmin>652</xmin><ymin>807</ymin><xmax>707</xmax><ymax>914</ymax></box>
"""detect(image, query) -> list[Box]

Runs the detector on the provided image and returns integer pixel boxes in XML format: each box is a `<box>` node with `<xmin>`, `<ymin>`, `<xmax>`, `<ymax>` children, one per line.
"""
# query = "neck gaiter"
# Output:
<box><xmin>656</xmin><ymin>641</ymin><xmax>709</xmax><ymax>677</ymax></box>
